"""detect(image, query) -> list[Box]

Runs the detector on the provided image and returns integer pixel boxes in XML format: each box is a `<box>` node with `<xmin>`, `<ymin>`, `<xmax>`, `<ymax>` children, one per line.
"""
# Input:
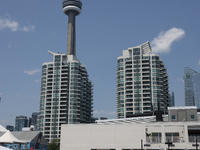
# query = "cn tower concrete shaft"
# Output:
<box><xmin>67</xmin><ymin>11</ymin><xmax>76</xmax><ymax>56</ymax></box>
<box><xmin>62</xmin><ymin>0</ymin><xmax>82</xmax><ymax>57</ymax></box>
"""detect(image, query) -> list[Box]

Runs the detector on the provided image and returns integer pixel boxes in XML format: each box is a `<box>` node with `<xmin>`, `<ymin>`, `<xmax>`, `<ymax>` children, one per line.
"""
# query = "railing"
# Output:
<box><xmin>165</xmin><ymin>136</ymin><xmax>184</xmax><ymax>143</ymax></box>
<box><xmin>147</xmin><ymin>136</ymin><xmax>185</xmax><ymax>144</ymax></box>
<box><xmin>189</xmin><ymin>135</ymin><xmax>200</xmax><ymax>142</ymax></box>
<box><xmin>146</xmin><ymin>137</ymin><xmax>162</xmax><ymax>143</ymax></box>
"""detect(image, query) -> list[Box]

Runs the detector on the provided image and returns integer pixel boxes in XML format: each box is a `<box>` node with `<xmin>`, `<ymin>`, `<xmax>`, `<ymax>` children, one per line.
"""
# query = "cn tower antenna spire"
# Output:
<box><xmin>62</xmin><ymin>0</ymin><xmax>82</xmax><ymax>57</ymax></box>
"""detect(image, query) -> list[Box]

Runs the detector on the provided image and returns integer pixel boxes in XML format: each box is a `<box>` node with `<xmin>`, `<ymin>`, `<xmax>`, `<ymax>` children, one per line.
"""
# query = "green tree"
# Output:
<box><xmin>48</xmin><ymin>138</ymin><xmax>60</xmax><ymax>150</ymax></box>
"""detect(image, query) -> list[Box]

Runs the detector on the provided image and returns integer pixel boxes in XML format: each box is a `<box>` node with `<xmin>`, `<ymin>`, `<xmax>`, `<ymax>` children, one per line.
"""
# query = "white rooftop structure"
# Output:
<box><xmin>0</xmin><ymin>146</ymin><xmax>12</xmax><ymax>150</ymax></box>
<box><xmin>0</xmin><ymin>130</ymin><xmax>24</xmax><ymax>144</ymax></box>
<box><xmin>0</xmin><ymin>125</ymin><xmax>7</xmax><ymax>132</ymax></box>
<box><xmin>168</xmin><ymin>106</ymin><xmax>197</xmax><ymax>110</ymax></box>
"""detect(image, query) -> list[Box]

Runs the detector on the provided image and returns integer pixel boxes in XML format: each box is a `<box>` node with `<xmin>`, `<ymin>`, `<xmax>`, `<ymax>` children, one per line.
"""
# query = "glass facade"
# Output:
<box><xmin>31</xmin><ymin>112</ymin><xmax>39</xmax><ymax>131</ymax></box>
<box><xmin>15</xmin><ymin>116</ymin><xmax>28</xmax><ymax>131</ymax></box>
<box><xmin>184</xmin><ymin>67</ymin><xmax>200</xmax><ymax>108</ymax></box>
<box><xmin>39</xmin><ymin>51</ymin><xmax>93</xmax><ymax>142</ymax></box>
<box><xmin>6</xmin><ymin>125</ymin><xmax>14</xmax><ymax>131</ymax></box>
<box><xmin>169</xmin><ymin>91</ymin><xmax>175</xmax><ymax>107</ymax></box>
<box><xmin>116</xmin><ymin>42</ymin><xmax>169</xmax><ymax>119</ymax></box>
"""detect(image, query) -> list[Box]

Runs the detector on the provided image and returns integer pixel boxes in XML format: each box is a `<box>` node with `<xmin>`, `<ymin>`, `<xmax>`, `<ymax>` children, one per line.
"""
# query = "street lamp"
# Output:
<box><xmin>144</xmin><ymin>143</ymin><xmax>151</xmax><ymax>150</ymax></box>
<box><xmin>165</xmin><ymin>139</ymin><xmax>174</xmax><ymax>150</ymax></box>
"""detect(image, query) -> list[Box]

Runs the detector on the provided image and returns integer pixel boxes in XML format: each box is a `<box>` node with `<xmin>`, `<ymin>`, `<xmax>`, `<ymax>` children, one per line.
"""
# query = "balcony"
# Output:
<box><xmin>189</xmin><ymin>135</ymin><xmax>200</xmax><ymax>142</ymax></box>
<box><xmin>142</xmin><ymin>78</ymin><xmax>150</xmax><ymax>81</ymax></box>
<box><xmin>143</xmin><ymin>91</ymin><xmax>150</xmax><ymax>94</ymax></box>
<box><xmin>142</xmin><ymin>73</ymin><xmax>150</xmax><ymax>77</ymax></box>
<box><xmin>143</xmin><ymin>82</ymin><xmax>150</xmax><ymax>85</ymax></box>
<box><xmin>142</xmin><ymin>70</ymin><xmax>150</xmax><ymax>73</ymax></box>
<box><xmin>142</xmin><ymin>61</ymin><xmax>149</xmax><ymax>64</ymax></box>
<box><xmin>165</xmin><ymin>136</ymin><xmax>184</xmax><ymax>143</ymax></box>
<box><xmin>142</xmin><ymin>66</ymin><xmax>150</xmax><ymax>69</ymax></box>
<box><xmin>146</xmin><ymin>137</ymin><xmax>162</xmax><ymax>143</ymax></box>
<box><xmin>143</xmin><ymin>94</ymin><xmax>151</xmax><ymax>98</ymax></box>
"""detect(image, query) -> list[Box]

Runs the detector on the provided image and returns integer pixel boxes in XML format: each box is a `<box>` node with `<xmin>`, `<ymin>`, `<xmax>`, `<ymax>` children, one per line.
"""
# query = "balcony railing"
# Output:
<box><xmin>147</xmin><ymin>136</ymin><xmax>185</xmax><ymax>144</ymax></box>
<box><xmin>165</xmin><ymin>136</ymin><xmax>184</xmax><ymax>143</ymax></box>
<box><xmin>146</xmin><ymin>137</ymin><xmax>162</xmax><ymax>143</ymax></box>
<box><xmin>189</xmin><ymin>135</ymin><xmax>200</xmax><ymax>142</ymax></box>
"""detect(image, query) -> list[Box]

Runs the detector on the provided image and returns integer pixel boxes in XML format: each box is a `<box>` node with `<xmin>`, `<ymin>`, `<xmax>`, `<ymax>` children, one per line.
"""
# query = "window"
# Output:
<box><xmin>134</xmin><ymin>65</ymin><xmax>140</xmax><ymax>68</ymax></box>
<box><xmin>55</xmin><ymin>55</ymin><xmax>61</xmax><ymax>62</ymax></box>
<box><xmin>191</xmin><ymin>115</ymin><xmax>195</xmax><ymax>119</ymax></box>
<box><xmin>171</xmin><ymin>115</ymin><xmax>176</xmax><ymax>120</ymax></box>
<box><xmin>134</xmin><ymin>107</ymin><xmax>142</xmax><ymax>110</ymax></box>
<box><xmin>166</xmin><ymin>133</ymin><xmax>179</xmax><ymax>143</ymax></box>
<box><xmin>54</xmin><ymin>63</ymin><xmax>60</xmax><ymax>66</ymax></box>
<box><xmin>134</xmin><ymin>103</ymin><xmax>141</xmax><ymax>106</ymax></box>
<box><xmin>151</xmin><ymin>133</ymin><xmax>162</xmax><ymax>143</ymax></box>
<box><xmin>118</xmin><ymin>59</ymin><xmax>123</xmax><ymax>63</ymax></box>
<box><xmin>133</xmin><ymin>48</ymin><xmax>140</xmax><ymax>55</ymax></box>
<box><xmin>143</xmin><ymin>56</ymin><xmax>149</xmax><ymax>59</ymax></box>
<box><xmin>48</xmin><ymin>64</ymin><xmax>53</xmax><ymax>67</ymax></box>
<box><xmin>71</xmin><ymin>63</ymin><xmax>79</xmax><ymax>66</ymax></box>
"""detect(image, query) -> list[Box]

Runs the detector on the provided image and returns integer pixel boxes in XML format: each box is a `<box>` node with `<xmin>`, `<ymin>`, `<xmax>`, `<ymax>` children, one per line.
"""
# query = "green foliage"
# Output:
<box><xmin>146</xmin><ymin>133</ymin><xmax>151</xmax><ymax>137</ymax></box>
<box><xmin>48</xmin><ymin>138</ymin><xmax>60</xmax><ymax>150</ymax></box>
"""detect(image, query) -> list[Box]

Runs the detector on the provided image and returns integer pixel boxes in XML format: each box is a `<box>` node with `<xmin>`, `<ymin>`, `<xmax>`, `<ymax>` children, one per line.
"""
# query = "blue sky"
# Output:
<box><xmin>0</xmin><ymin>0</ymin><xmax>200</xmax><ymax>128</ymax></box>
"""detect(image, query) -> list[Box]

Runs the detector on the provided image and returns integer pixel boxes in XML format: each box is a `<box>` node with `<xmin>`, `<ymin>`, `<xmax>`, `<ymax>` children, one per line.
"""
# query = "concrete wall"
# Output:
<box><xmin>169</xmin><ymin>108</ymin><xmax>197</xmax><ymax>122</ymax></box>
<box><xmin>60</xmin><ymin>124</ymin><xmax>144</xmax><ymax>150</ymax></box>
<box><xmin>60</xmin><ymin>122</ymin><xmax>200</xmax><ymax>150</ymax></box>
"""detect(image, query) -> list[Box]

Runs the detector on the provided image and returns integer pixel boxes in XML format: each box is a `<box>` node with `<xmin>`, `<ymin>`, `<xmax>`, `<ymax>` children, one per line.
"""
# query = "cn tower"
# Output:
<box><xmin>62</xmin><ymin>0</ymin><xmax>82</xmax><ymax>57</ymax></box>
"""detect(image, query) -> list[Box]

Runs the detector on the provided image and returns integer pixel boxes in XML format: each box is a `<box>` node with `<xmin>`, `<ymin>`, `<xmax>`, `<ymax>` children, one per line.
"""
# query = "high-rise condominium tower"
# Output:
<box><xmin>39</xmin><ymin>0</ymin><xmax>93</xmax><ymax>142</ymax></box>
<box><xmin>184</xmin><ymin>67</ymin><xmax>200</xmax><ymax>108</ymax></box>
<box><xmin>116</xmin><ymin>42</ymin><xmax>169</xmax><ymax>119</ymax></box>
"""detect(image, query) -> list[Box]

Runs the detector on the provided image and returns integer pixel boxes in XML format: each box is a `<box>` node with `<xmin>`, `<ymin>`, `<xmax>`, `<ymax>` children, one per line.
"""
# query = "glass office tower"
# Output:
<box><xmin>169</xmin><ymin>91</ymin><xmax>175</xmax><ymax>107</ymax></box>
<box><xmin>31</xmin><ymin>112</ymin><xmax>39</xmax><ymax>131</ymax></box>
<box><xmin>39</xmin><ymin>52</ymin><xmax>93</xmax><ymax>142</ymax></box>
<box><xmin>15</xmin><ymin>116</ymin><xmax>28</xmax><ymax>131</ymax></box>
<box><xmin>184</xmin><ymin>67</ymin><xmax>200</xmax><ymax>108</ymax></box>
<box><xmin>116</xmin><ymin>42</ymin><xmax>169</xmax><ymax>119</ymax></box>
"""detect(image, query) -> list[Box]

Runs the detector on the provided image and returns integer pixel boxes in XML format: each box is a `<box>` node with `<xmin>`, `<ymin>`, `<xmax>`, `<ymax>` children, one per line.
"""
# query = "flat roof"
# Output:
<box><xmin>168</xmin><ymin>106</ymin><xmax>197</xmax><ymax>110</ymax></box>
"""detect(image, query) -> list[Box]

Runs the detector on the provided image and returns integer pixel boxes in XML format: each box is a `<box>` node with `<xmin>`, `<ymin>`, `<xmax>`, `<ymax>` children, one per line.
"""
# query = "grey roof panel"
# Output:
<box><xmin>0</xmin><ymin>131</ymin><xmax>48</xmax><ymax>145</ymax></box>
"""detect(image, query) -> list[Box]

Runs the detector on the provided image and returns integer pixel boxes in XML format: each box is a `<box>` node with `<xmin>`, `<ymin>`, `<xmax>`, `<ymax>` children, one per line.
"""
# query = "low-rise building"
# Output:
<box><xmin>60</xmin><ymin>106</ymin><xmax>200</xmax><ymax>150</ymax></box>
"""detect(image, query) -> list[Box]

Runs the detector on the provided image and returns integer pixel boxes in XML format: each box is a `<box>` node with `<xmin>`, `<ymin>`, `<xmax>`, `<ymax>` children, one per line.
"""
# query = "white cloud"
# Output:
<box><xmin>177</xmin><ymin>78</ymin><xmax>184</xmax><ymax>83</ymax></box>
<box><xmin>21</xmin><ymin>25</ymin><xmax>35</xmax><ymax>32</ymax></box>
<box><xmin>94</xmin><ymin>110</ymin><xmax>116</xmax><ymax>115</ymax></box>
<box><xmin>0</xmin><ymin>119</ymin><xmax>11</xmax><ymax>123</ymax></box>
<box><xmin>24</xmin><ymin>69</ymin><xmax>40</xmax><ymax>75</ymax></box>
<box><xmin>198</xmin><ymin>59</ymin><xmax>200</xmax><ymax>66</ymax></box>
<box><xmin>0</xmin><ymin>16</ymin><xmax>35</xmax><ymax>32</ymax></box>
<box><xmin>7</xmin><ymin>42</ymin><xmax>12</xmax><ymax>48</ymax></box>
<box><xmin>35</xmin><ymin>79</ymin><xmax>40</xmax><ymax>83</ymax></box>
<box><xmin>151</xmin><ymin>27</ymin><xmax>185</xmax><ymax>54</ymax></box>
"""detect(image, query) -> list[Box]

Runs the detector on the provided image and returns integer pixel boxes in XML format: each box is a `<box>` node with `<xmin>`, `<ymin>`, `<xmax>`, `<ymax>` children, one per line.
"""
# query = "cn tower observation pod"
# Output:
<box><xmin>62</xmin><ymin>0</ymin><xmax>82</xmax><ymax>16</ymax></box>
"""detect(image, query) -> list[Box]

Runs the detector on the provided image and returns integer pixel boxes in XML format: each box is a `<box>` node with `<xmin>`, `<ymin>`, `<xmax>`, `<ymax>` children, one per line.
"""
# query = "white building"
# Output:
<box><xmin>39</xmin><ymin>52</ymin><xmax>93</xmax><ymax>142</ymax></box>
<box><xmin>116</xmin><ymin>42</ymin><xmax>169</xmax><ymax>118</ymax></box>
<box><xmin>0</xmin><ymin>125</ymin><xmax>7</xmax><ymax>132</ymax></box>
<box><xmin>60</xmin><ymin>107</ymin><xmax>200</xmax><ymax>150</ymax></box>
<box><xmin>39</xmin><ymin>0</ymin><xmax>94</xmax><ymax>143</ymax></box>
